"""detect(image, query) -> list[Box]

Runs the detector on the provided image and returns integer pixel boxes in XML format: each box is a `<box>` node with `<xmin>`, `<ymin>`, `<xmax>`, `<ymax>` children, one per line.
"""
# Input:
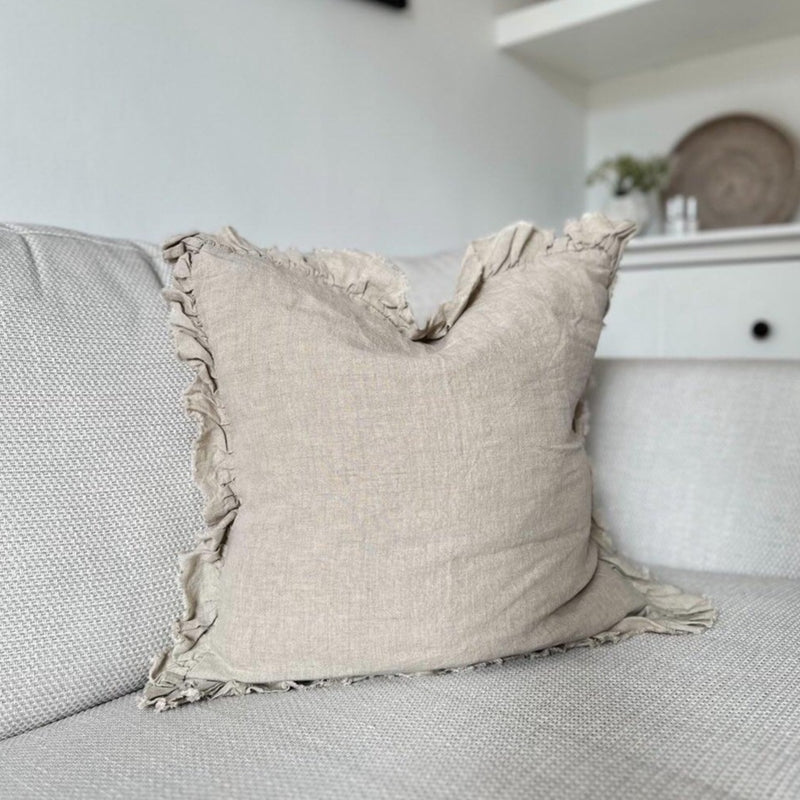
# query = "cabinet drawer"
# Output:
<box><xmin>597</xmin><ymin>261</ymin><xmax>800</xmax><ymax>359</ymax></box>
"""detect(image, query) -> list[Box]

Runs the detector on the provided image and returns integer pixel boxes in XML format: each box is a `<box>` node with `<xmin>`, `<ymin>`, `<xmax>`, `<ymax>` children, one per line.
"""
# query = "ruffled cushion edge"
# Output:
<box><xmin>152</xmin><ymin>213</ymin><xmax>638</xmax><ymax>343</ymax></box>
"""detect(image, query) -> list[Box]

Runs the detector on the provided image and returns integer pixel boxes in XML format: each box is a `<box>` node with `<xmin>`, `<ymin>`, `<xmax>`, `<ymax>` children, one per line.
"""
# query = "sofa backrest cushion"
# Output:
<box><xmin>588</xmin><ymin>358</ymin><xmax>800</xmax><ymax>579</ymax></box>
<box><xmin>391</xmin><ymin>250</ymin><xmax>463</xmax><ymax>326</ymax></box>
<box><xmin>0</xmin><ymin>223</ymin><xmax>200</xmax><ymax>739</ymax></box>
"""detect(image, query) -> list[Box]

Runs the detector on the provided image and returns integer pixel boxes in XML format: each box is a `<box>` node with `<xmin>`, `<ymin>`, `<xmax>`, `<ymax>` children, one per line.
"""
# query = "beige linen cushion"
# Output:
<box><xmin>143</xmin><ymin>215</ymin><xmax>715</xmax><ymax>710</ymax></box>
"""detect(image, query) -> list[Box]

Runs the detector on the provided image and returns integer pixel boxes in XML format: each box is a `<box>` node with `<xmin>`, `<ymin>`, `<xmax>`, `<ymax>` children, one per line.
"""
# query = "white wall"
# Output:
<box><xmin>0</xmin><ymin>0</ymin><xmax>584</xmax><ymax>254</ymax></box>
<box><xmin>585</xmin><ymin>35</ymin><xmax>800</xmax><ymax>221</ymax></box>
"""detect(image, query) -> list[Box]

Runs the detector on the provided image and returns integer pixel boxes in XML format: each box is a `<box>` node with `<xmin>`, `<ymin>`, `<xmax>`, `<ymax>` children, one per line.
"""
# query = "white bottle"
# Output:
<box><xmin>685</xmin><ymin>196</ymin><xmax>699</xmax><ymax>234</ymax></box>
<box><xmin>665</xmin><ymin>195</ymin><xmax>686</xmax><ymax>236</ymax></box>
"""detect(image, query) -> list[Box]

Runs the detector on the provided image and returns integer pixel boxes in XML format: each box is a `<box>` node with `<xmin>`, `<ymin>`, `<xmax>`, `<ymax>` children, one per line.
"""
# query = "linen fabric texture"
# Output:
<box><xmin>144</xmin><ymin>215</ymin><xmax>715</xmax><ymax>710</ymax></box>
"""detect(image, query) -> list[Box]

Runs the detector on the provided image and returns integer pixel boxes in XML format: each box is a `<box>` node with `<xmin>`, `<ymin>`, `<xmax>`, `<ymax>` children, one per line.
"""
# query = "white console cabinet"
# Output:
<box><xmin>598</xmin><ymin>223</ymin><xmax>800</xmax><ymax>359</ymax></box>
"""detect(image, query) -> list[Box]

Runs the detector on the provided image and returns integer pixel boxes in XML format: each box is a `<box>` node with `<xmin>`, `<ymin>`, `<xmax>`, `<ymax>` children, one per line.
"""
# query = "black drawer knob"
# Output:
<box><xmin>751</xmin><ymin>320</ymin><xmax>771</xmax><ymax>340</ymax></box>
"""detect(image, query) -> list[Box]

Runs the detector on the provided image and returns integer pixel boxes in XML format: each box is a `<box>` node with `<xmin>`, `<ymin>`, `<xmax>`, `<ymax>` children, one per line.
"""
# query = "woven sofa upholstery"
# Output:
<box><xmin>588</xmin><ymin>358</ymin><xmax>800</xmax><ymax>580</ymax></box>
<box><xmin>1</xmin><ymin>224</ymin><xmax>798</xmax><ymax>799</ymax></box>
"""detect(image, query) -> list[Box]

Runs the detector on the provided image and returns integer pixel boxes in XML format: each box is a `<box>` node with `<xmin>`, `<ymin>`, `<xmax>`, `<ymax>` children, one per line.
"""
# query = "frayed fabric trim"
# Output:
<box><xmin>141</xmin><ymin>233</ymin><xmax>239</xmax><ymax>710</ymax></box>
<box><xmin>153</xmin><ymin>213</ymin><xmax>636</xmax><ymax>343</ymax></box>
<box><xmin>141</xmin><ymin>214</ymin><xmax>715</xmax><ymax>713</ymax></box>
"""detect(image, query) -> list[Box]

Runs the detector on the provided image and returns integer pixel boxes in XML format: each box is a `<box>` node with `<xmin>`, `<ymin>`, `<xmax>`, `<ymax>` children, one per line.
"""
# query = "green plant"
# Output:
<box><xmin>587</xmin><ymin>154</ymin><xmax>669</xmax><ymax>196</ymax></box>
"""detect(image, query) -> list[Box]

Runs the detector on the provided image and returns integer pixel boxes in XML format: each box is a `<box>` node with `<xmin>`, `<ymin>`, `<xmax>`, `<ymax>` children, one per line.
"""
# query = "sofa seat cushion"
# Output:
<box><xmin>1</xmin><ymin>569</ymin><xmax>797</xmax><ymax>799</ymax></box>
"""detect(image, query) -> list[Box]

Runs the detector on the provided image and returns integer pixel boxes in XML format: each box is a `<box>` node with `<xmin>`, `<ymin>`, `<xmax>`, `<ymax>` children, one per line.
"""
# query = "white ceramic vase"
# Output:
<box><xmin>603</xmin><ymin>190</ymin><xmax>652</xmax><ymax>235</ymax></box>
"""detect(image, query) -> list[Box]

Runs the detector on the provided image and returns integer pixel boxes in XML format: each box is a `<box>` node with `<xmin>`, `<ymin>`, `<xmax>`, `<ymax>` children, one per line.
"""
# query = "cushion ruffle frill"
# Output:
<box><xmin>141</xmin><ymin>215</ymin><xmax>717</xmax><ymax>712</ymax></box>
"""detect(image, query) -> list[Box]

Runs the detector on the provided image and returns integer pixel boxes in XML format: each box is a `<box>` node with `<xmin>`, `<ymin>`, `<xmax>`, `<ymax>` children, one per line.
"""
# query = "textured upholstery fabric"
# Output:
<box><xmin>2</xmin><ymin>568</ymin><xmax>797</xmax><ymax>800</ymax></box>
<box><xmin>0</xmin><ymin>223</ymin><xmax>200</xmax><ymax>739</ymax></box>
<box><xmin>2</xmin><ymin>218</ymin><xmax>794</xmax><ymax>800</ymax></box>
<box><xmin>145</xmin><ymin>216</ymin><xmax>714</xmax><ymax>711</ymax></box>
<box><xmin>588</xmin><ymin>359</ymin><xmax>800</xmax><ymax>579</ymax></box>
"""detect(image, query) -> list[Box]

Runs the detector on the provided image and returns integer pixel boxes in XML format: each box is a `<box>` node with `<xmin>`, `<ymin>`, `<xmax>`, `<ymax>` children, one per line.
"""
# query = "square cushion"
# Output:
<box><xmin>143</xmin><ymin>215</ymin><xmax>714</xmax><ymax>710</ymax></box>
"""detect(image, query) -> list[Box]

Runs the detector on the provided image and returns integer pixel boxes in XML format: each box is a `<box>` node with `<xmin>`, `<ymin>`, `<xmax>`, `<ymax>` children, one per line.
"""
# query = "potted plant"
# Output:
<box><xmin>587</xmin><ymin>154</ymin><xmax>670</xmax><ymax>234</ymax></box>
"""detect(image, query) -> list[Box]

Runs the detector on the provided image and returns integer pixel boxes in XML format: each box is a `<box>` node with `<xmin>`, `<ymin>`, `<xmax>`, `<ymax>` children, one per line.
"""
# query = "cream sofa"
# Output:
<box><xmin>1</xmin><ymin>223</ymin><xmax>798</xmax><ymax>799</ymax></box>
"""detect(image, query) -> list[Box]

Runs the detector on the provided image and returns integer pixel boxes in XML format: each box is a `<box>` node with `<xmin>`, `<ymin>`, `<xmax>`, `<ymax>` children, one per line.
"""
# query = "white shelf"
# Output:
<box><xmin>623</xmin><ymin>222</ymin><xmax>800</xmax><ymax>269</ymax></box>
<box><xmin>599</xmin><ymin>221</ymin><xmax>800</xmax><ymax>359</ymax></box>
<box><xmin>495</xmin><ymin>0</ymin><xmax>800</xmax><ymax>85</ymax></box>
